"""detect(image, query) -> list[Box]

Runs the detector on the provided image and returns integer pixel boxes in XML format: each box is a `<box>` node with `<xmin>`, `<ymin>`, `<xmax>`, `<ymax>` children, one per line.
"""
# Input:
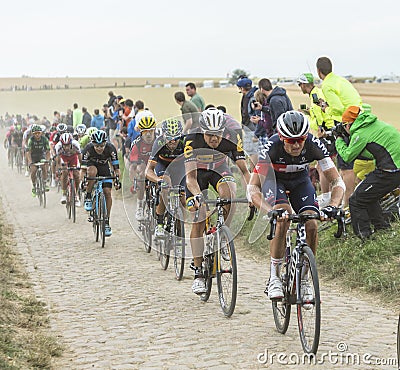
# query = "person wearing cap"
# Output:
<box><xmin>297</xmin><ymin>72</ymin><xmax>335</xmax><ymax>207</ymax></box>
<box><xmin>236</xmin><ymin>76</ymin><xmax>259</xmax><ymax>172</ymax></box>
<box><xmin>335</xmin><ymin>106</ymin><xmax>400</xmax><ymax>240</ymax></box>
<box><xmin>316</xmin><ymin>56</ymin><xmax>362</xmax><ymax>207</ymax></box>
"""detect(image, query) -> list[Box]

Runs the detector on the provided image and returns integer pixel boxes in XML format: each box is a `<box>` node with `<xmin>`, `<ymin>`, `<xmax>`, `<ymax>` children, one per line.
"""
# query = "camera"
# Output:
<box><xmin>330</xmin><ymin>122</ymin><xmax>348</xmax><ymax>138</ymax></box>
<box><xmin>312</xmin><ymin>93</ymin><xmax>319</xmax><ymax>105</ymax></box>
<box><xmin>300</xmin><ymin>104</ymin><xmax>307</xmax><ymax>110</ymax></box>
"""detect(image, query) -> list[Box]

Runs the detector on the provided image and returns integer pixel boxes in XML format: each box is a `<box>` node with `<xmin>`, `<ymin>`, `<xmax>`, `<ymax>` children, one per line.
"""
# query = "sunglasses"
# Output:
<box><xmin>283</xmin><ymin>137</ymin><xmax>306</xmax><ymax>145</ymax></box>
<box><xmin>204</xmin><ymin>130</ymin><xmax>224</xmax><ymax>137</ymax></box>
<box><xmin>165</xmin><ymin>135</ymin><xmax>180</xmax><ymax>142</ymax></box>
<box><xmin>94</xmin><ymin>143</ymin><xmax>106</xmax><ymax>148</ymax></box>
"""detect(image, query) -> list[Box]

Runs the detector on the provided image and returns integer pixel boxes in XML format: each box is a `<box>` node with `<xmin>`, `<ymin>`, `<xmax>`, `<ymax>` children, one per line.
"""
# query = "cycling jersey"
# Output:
<box><xmin>183</xmin><ymin>128</ymin><xmax>245</xmax><ymax>170</ymax></box>
<box><xmin>149</xmin><ymin>135</ymin><xmax>185</xmax><ymax>167</ymax></box>
<box><xmin>129</xmin><ymin>137</ymin><xmax>154</xmax><ymax>164</ymax></box>
<box><xmin>11</xmin><ymin>131</ymin><xmax>23</xmax><ymax>147</ymax></box>
<box><xmin>27</xmin><ymin>135</ymin><xmax>50</xmax><ymax>161</ymax></box>
<box><xmin>54</xmin><ymin>139</ymin><xmax>81</xmax><ymax>157</ymax></box>
<box><xmin>81</xmin><ymin>142</ymin><xmax>119</xmax><ymax>169</ymax></box>
<box><xmin>78</xmin><ymin>135</ymin><xmax>91</xmax><ymax>149</ymax></box>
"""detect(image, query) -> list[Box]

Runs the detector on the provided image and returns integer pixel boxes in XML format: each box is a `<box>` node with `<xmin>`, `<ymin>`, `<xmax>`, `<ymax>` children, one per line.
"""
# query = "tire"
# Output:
<box><xmin>216</xmin><ymin>225</ymin><xmax>237</xmax><ymax>317</ymax></box>
<box><xmin>70</xmin><ymin>179</ymin><xmax>76</xmax><ymax>223</ymax></box>
<box><xmin>92</xmin><ymin>194</ymin><xmax>99</xmax><ymax>242</ymax></box>
<box><xmin>159</xmin><ymin>239</ymin><xmax>169</xmax><ymax>270</ymax></box>
<box><xmin>66</xmin><ymin>183</ymin><xmax>72</xmax><ymax>219</ymax></box>
<box><xmin>297</xmin><ymin>245</ymin><xmax>321</xmax><ymax>354</ymax></box>
<box><xmin>173</xmin><ymin>209</ymin><xmax>185</xmax><ymax>281</ymax></box>
<box><xmin>36</xmin><ymin>176</ymin><xmax>43</xmax><ymax>207</ymax></box>
<box><xmin>142</xmin><ymin>200</ymin><xmax>152</xmax><ymax>253</ymax></box>
<box><xmin>272</xmin><ymin>258</ymin><xmax>292</xmax><ymax>334</ymax></box>
<box><xmin>99</xmin><ymin>193</ymin><xmax>107</xmax><ymax>248</ymax></box>
<box><xmin>200</xmin><ymin>231</ymin><xmax>214</xmax><ymax>303</ymax></box>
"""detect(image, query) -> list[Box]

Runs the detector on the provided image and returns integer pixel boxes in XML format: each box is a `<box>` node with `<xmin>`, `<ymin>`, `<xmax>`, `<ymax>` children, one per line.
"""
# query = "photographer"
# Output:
<box><xmin>335</xmin><ymin>106</ymin><xmax>400</xmax><ymax>240</ymax></box>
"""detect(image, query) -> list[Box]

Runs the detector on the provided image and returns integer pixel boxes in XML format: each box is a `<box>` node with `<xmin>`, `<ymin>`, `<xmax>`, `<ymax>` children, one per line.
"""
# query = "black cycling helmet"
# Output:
<box><xmin>91</xmin><ymin>130</ymin><xmax>107</xmax><ymax>144</ymax></box>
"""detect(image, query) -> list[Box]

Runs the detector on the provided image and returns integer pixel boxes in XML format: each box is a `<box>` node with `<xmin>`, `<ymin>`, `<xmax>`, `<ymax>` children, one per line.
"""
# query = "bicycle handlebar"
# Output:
<box><xmin>86</xmin><ymin>176</ymin><xmax>117</xmax><ymax>181</ymax></box>
<box><xmin>267</xmin><ymin>210</ymin><xmax>346</xmax><ymax>241</ymax></box>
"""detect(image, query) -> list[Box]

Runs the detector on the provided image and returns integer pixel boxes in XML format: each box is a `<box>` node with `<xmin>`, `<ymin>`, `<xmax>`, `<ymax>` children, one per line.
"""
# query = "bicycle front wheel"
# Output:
<box><xmin>216</xmin><ymin>225</ymin><xmax>237</xmax><ymax>317</ymax></box>
<box><xmin>99</xmin><ymin>193</ymin><xmax>107</xmax><ymax>248</ymax></box>
<box><xmin>92</xmin><ymin>195</ymin><xmax>99</xmax><ymax>242</ymax></box>
<box><xmin>297</xmin><ymin>245</ymin><xmax>321</xmax><ymax>354</ymax></box>
<box><xmin>159</xmin><ymin>238</ymin><xmax>169</xmax><ymax>270</ymax></box>
<box><xmin>142</xmin><ymin>201</ymin><xmax>152</xmax><ymax>253</ymax></box>
<box><xmin>173</xmin><ymin>209</ymin><xmax>185</xmax><ymax>281</ymax></box>
<box><xmin>70</xmin><ymin>179</ymin><xmax>76</xmax><ymax>223</ymax></box>
<box><xmin>66</xmin><ymin>182</ymin><xmax>72</xmax><ymax>219</ymax></box>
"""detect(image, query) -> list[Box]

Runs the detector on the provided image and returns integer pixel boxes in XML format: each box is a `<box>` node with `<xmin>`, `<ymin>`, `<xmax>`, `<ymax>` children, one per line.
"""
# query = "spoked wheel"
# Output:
<box><xmin>141</xmin><ymin>201</ymin><xmax>152</xmax><ymax>253</ymax></box>
<box><xmin>70</xmin><ymin>180</ymin><xmax>76</xmax><ymax>223</ymax></box>
<box><xmin>159</xmin><ymin>238</ymin><xmax>169</xmax><ymax>270</ymax></box>
<box><xmin>92</xmin><ymin>196</ymin><xmax>99</xmax><ymax>242</ymax></box>
<box><xmin>99</xmin><ymin>193</ymin><xmax>107</xmax><ymax>248</ymax></box>
<box><xmin>200</xmin><ymin>232</ymin><xmax>213</xmax><ymax>303</ymax></box>
<box><xmin>272</xmin><ymin>261</ymin><xmax>292</xmax><ymax>334</ymax></box>
<box><xmin>216</xmin><ymin>226</ymin><xmax>237</xmax><ymax>317</ymax></box>
<box><xmin>173</xmin><ymin>210</ymin><xmax>185</xmax><ymax>281</ymax></box>
<box><xmin>41</xmin><ymin>173</ymin><xmax>47</xmax><ymax>209</ymax></box>
<box><xmin>297</xmin><ymin>245</ymin><xmax>321</xmax><ymax>354</ymax></box>
<box><xmin>66</xmin><ymin>183</ymin><xmax>72</xmax><ymax>219</ymax></box>
<box><xmin>16</xmin><ymin>151</ymin><xmax>23</xmax><ymax>174</ymax></box>
<box><xmin>36</xmin><ymin>176</ymin><xmax>43</xmax><ymax>207</ymax></box>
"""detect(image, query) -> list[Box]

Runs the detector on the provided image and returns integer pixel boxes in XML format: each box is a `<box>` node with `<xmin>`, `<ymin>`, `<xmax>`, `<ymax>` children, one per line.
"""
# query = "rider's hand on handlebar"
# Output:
<box><xmin>193</xmin><ymin>193</ymin><xmax>204</xmax><ymax>210</ymax></box>
<box><xmin>267</xmin><ymin>208</ymin><xmax>289</xmax><ymax>220</ymax></box>
<box><xmin>114</xmin><ymin>176</ymin><xmax>121</xmax><ymax>190</ymax></box>
<box><xmin>320</xmin><ymin>205</ymin><xmax>338</xmax><ymax>219</ymax></box>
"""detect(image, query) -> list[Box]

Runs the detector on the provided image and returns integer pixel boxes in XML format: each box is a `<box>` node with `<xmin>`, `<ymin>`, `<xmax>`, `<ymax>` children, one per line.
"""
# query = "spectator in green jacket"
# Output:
<box><xmin>72</xmin><ymin>103</ymin><xmax>83</xmax><ymax>128</ymax></box>
<box><xmin>336</xmin><ymin>106</ymin><xmax>400</xmax><ymax>240</ymax></box>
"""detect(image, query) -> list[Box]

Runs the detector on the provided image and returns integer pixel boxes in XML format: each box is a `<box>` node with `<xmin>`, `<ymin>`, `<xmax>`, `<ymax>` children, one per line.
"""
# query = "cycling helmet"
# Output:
<box><xmin>199</xmin><ymin>107</ymin><xmax>225</xmax><ymax>132</ymax></box>
<box><xmin>56</xmin><ymin>123</ymin><xmax>68</xmax><ymax>133</ymax></box>
<box><xmin>31</xmin><ymin>124</ymin><xmax>42</xmax><ymax>133</ymax></box>
<box><xmin>276</xmin><ymin>111</ymin><xmax>310</xmax><ymax>138</ymax></box>
<box><xmin>86</xmin><ymin>127</ymin><xmax>98</xmax><ymax>136</ymax></box>
<box><xmin>138</xmin><ymin>115</ymin><xmax>156</xmax><ymax>130</ymax></box>
<box><xmin>76</xmin><ymin>124</ymin><xmax>86</xmax><ymax>135</ymax></box>
<box><xmin>91</xmin><ymin>130</ymin><xmax>107</xmax><ymax>144</ymax></box>
<box><xmin>15</xmin><ymin>124</ymin><xmax>22</xmax><ymax>131</ymax></box>
<box><xmin>60</xmin><ymin>132</ymin><xmax>73</xmax><ymax>145</ymax></box>
<box><xmin>161</xmin><ymin>118</ymin><xmax>183</xmax><ymax>139</ymax></box>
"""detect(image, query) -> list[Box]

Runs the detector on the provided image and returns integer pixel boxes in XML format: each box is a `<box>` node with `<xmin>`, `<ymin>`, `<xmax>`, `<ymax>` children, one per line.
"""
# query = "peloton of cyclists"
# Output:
<box><xmin>247</xmin><ymin>111</ymin><xmax>345</xmax><ymax>300</ymax></box>
<box><xmin>183</xmin><ymin>107</ymin><xmax>250</xmax><ymax>294</ymax></box>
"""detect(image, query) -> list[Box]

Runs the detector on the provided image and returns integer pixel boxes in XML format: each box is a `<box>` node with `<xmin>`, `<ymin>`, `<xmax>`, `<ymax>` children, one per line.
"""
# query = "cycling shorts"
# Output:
<box><xmin>262</xmin><ymin>175</ymin><xmax>319</xmax><ymax>213</ymax></box>
<box><xmin>155</xmin><ymin>162</ymin><xmax>185</xmax><ymax>187</ymax></box>
<box><xmin>60</xmin><ymin>154</ymin><xmax>79</xmax><ymax>167</ymax></box>
<box><xmin>86</xmin><ymin>162</ymin><xmax>112</xmax><ymax>188</ymax></box>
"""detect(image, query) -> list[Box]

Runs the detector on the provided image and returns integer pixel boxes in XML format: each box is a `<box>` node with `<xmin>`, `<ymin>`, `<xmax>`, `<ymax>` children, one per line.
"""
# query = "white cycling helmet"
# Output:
<box><xmin>199</xmin><ymin>107</ymin><xmax>225</xmax><ymax>132</ymax></box>
<box><xmin>76</xmin><ymin>124</ymin><xmax>86</xmax><ymax>135</ymax></box>
<box><xmin>276</xmin><ymin>111</ymin><xmax>309</xmax><ymax>138</ymax></box>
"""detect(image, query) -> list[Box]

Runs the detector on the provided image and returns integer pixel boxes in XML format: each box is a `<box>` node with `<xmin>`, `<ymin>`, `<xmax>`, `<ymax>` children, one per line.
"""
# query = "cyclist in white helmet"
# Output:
<box><xmin>183</xmin><ymin>107</ymin><xmax>250</xmax><ymax>294</ymax></box>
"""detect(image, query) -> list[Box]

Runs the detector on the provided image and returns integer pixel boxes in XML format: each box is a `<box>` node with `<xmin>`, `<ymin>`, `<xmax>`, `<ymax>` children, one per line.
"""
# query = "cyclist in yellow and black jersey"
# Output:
<box><xmin>184</xmin><ymin>107</ymin><xmax>250</xmax><ymax>294</ymax></box>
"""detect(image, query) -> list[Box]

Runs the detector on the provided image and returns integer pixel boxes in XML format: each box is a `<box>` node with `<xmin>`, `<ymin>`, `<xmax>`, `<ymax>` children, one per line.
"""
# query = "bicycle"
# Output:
<box><xmin>195</xmin><ymin>196</ymin><xmax>253</xmax><ymax>317</ymax></box>
<box><xmin>86</xmin><ymin>175</ymin><xmax>118</xmax><ymax>248</ymax></box>
<box><xmin>15</xmin><ymin>146</ymin><xmax>23</xmax><ymax>174</ymax></box>
<box><xmin>267</xmin><ymin>209</ymin><xmax>345</xmax><ymax>354</ymax></box>
<box><xmin>138</xmin><ymin>179</ymin><xmax>157</xmax><ymax>253</ymax></box>
<box><xmin>59</xmin><ymin>166</ymin><xmax>80</xmax><ymax>223</ymax></box>
<box><xmin>155</xmin><ymin>185</ymin><xmax>186</xmax><ymax>280</ymax></box>
<box><xmin>31</xmin><ymin>160</ymin><xmax>49</xmax><ymax>208</ymax></box>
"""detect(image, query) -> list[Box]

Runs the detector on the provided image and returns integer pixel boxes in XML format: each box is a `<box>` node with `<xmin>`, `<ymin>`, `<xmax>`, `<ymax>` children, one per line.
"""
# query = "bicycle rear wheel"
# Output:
<box><xmin>173</xmin><ymin>209</ymin><xmax>185</xmax><ymax>281</ymax></box>
<box><xmin>216</xmin><ymin>225</ymin><xmax>237</xmax><ymax>317</ymax></box>
<box><xmin>297</xmin><ymin>245</ymin><xmax>321</xmax><ymax>354</ymax></box>
<box><xmin>99</xmin><ymin>193</ymin><xmax>107</xmax><ymax>248</ymax></box>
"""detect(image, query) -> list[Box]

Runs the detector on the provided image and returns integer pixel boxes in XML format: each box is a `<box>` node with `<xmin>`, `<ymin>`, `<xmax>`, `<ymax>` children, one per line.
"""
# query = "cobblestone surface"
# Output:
<box><xmin>0</xmin><ymin>152</ymin><xmax>398</xmax><ymax>369</ymax></box>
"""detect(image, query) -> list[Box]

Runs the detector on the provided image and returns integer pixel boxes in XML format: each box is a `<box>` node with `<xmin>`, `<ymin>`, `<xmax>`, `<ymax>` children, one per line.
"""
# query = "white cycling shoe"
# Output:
<box><xmin>266</xmin><ymin>277</ymin><xmax>284</xmax><ymax>299</ymax></box>
<box><xmin>192</xmin><ymin>277</ymin><xmax>206</xmax><ymax>294</ymax></box>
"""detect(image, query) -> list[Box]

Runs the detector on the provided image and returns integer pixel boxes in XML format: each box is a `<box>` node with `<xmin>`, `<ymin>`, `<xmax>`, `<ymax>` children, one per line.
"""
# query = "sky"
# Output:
<box><xmin>1</xmin><ymin>0</ymin><xmax>399</xmax><ymax>79</ymax></box>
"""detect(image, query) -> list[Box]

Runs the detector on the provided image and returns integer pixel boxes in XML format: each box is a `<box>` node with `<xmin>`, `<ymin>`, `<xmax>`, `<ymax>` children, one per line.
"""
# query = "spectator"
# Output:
<box><xmin>316</xmin><ymin>56</ymin><xmax>362</xmax><ymax>206</ymax></box>
<box><xmin>252</xmin><ymin>89</ymin><xmax>273</xmax><ymax>139</ymax></box>
<box><xmin>236</xmin><ymin>76</ymin><xmax>259</xmax><ymax>171</ymax></box>
<box><xmin>82</xmin><ymin>107</ymin><xmax>92</xmax><ymax>128</ymax></box>
<box><xmin>185</xmin><ymin>82</ymin><xmax>205</xmax><ymax>112</ymax></box>
<box><xmin>174</xmin><ymin>91</ymin><xmax>200</xmax><ymax>133</ymax></box>
<box><xmin>257</xmin><ymin>78</ymin><xmax>293</xmax><ymax>131</ymax></box>
<box><xmin>72</xmin><ymin>103</ymin><xmax>83</xmax><ymax>128</ymax></box>
<box><xmin>91</xmin><ymin>109</ymin><xmax>105</xmax><ymax>130</ymax></box>
<box><xmin>66</xmin><ymin>109</ymin><xmax>73</xmax><ymax>126</ymax></box>
<box><xmin>108</xmin><ymin>91</ymin><xmax>117</xmax><ymax>107</ymax></box>
<box><xmin>335</xmin><ymin>106</ymin><xmax>400</xmax><ymax>240</ymax></box>
<box><xmin>133</xmin><ymin>100</ymin><xmax>155</xmax><ymax>133</ymax></box>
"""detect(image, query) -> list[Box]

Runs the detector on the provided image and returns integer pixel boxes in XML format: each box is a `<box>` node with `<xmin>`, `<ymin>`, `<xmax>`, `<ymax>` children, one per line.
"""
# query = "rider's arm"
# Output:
<box><xmin>145</xmin><ymin>160</ymin><xmax>161</xmax><ymax>183</ymax></box>
<box><xmin>247</xmin><ymin>165</ymin><xmax>272</xmax><ymax>213</ymax></box>
<box><xmin>235</xmin><ymin>159</ymin><xmax>250</xmax><ymax>184</ymax></box>
<box><xmin>319</xmin><ymin>157</ymin><xmax>345</xmax><ymax>208</ymax></box>
<box><xmin>185</xmin><ymin>160</ymin><xmax>201</xmax><ymax>197</ymax></box>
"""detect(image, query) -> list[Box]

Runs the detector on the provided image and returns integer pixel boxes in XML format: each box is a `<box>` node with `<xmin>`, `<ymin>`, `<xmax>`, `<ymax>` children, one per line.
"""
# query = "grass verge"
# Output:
<box><xmin>0</xmin><ymin>216</ymin><xmax>63</xmax><ymax>369</ymax></box>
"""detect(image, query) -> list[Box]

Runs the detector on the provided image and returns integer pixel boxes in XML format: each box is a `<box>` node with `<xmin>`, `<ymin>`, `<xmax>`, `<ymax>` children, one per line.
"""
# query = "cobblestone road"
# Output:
<box><xmin>0</xmin><ymin>151</ymin><xmax>398</xmax><ymax>369</ymax></box>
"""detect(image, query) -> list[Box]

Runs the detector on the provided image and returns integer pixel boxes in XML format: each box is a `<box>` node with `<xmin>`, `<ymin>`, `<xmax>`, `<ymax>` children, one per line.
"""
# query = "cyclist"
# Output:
<box><xmin>247</xmin><ymin>111</ymin><xmax>344</xmax><ymax>299</ymax></box>
<box><xmin>81</xmin><ymin>130</ymin><xmax>120</xmax><ymax>237</ymax></box>
<box><xmin>5</xmin><ymin>125</ymin><xmax>15</xmax><ymax>166</ymax></box>
<box><xmin>26</xmin><ymin>124</ymin><xmax>51</xmax><ymax>196</ymax></box>
<box><xmin>54</xmin><ymin>132</ymin><xmax>82</xmax><ymax>206</ymax></box>
<box><xmin>130</xmin><ymin>116</ymin><xmax>157</xmax><ymax>221</ymax></box>
<box><xmin>50</xmin><ymin>123</ymin><xmax>69</xmax><ymax>187</ymax></box>
<box><xmin>9</xmin><ymin>124</ymin><xmax>24</xmax><ymax>168</ymax></box>
<box><xmin>184</xmin><ymin>107</ymin><xmax>250</xmax><ymax>294</ymax></box>
<box><xmin>74</xmin><ymin>123</ymin><xmax>87</xmax><ymax>142</ymax></box>
<box><xmin>145</xmin><ymin>118</ymin><xmax>185</xmax><ymax>237</ymax></box>
<box><xmin>80</xmin><ymin>127</ymin><xmax>97</xmax><ymax>150</ymax></box>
